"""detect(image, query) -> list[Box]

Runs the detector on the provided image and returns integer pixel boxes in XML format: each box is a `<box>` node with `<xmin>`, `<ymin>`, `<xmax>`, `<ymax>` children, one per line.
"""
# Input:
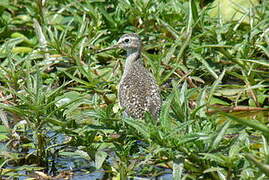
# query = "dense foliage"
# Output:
<box><xmin>0</xmin><ymin>0</ymin><xmax>269</xmax><ymax>179</ymax></box>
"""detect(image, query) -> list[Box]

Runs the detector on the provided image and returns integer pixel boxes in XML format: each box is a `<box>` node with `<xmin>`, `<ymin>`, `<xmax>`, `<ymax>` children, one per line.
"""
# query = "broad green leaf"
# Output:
<box><xmin>95</xmin><ymin>151</ymin><xmax>108</xmax><ymax>169</ymax></box>
<box><xmin>209</xmin><ymin>0</ymin><xmax>260</xmax><ymax>23</ymax></box>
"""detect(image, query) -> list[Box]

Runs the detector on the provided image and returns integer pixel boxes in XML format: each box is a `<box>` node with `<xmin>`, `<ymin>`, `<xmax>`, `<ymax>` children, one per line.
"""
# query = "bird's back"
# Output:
<box><xmin>119</xmin><ymin>60</ymin><xmax>161</xmax><ymax>119</ymax></box>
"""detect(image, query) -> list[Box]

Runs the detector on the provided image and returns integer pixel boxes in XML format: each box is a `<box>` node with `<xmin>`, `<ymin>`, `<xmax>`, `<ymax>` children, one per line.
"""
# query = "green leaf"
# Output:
<box><xmin>190</xmin><ymin>0</ymin><xmax>199</xmax><ymax>26</ymax></box>
<box><xmin>209</xmin><ymin>0</ymin><xmax>260</xmax><ymax>23</ymax></box>
<box><xmin>220</xmin><ymin>112</ymin><xmax>269</xmax><ymax>135</ymax></box>
<box><xmin>95</xmin><ymin>151</ymin><xmax>108</xmax><ymax>169</ymax></box>
<box><xmin>208</xmin><ymin>69</ymin><xmax>226</xmax><ymax>104</ymax></box>
<box><xmin>209</xmin><ymin>120</ymin><xmax>231</xmax><ymax>151</ymax></box>
<box><xmin>194</xmin><ymin>53</ymin><xmax>218</xmax><ymax>79</ymax></box>
<box><xmin>160</xmin><ymin>92</ymin><xmax>174</xmax><ymax>127</ymax></box>
<box><xmin>123</xmin><ymin>118</ymin><xmax>150</xmax><ymax>140</ymax></box>
<box><xmin>245</xmin><ymin>154</ymin><xmax>269</xmax><ymax>176</ymax></box>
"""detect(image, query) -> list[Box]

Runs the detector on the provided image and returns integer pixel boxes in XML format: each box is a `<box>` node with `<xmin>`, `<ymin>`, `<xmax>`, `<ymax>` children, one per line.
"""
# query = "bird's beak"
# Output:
<box><xmin>96</xmin><ymin>44</ymin><xmax>119</xmax><ymax>53</ymax></box>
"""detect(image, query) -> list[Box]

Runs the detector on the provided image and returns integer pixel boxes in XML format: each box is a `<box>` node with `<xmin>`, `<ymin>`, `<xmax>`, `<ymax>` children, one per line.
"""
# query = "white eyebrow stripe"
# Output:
<box><xmin>119</xmin><ymin>36</ymin><xmax>138</xmax><ymax>44</ymax></box>
<box><xmin>124</xmin><ymin>37</ymin><xmax>137</xmax><ymax>41</ymax></box>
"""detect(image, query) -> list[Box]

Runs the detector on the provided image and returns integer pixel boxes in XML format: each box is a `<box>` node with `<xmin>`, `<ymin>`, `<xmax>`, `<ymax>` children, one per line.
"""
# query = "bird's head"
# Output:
<box><xmin>117</xmin><ymin>33</ymin><xmax>141</xmax><ymax>51</ymax></box>
<box><xmin>97</xmin><ymin>33</ymin><xmax>141</xmax><ymax>53</ymax></box>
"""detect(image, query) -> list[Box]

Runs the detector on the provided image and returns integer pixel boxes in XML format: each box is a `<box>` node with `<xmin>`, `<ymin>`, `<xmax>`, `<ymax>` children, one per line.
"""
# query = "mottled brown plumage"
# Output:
<box><xmin>99</xmin><ymin>33</ymin><xmax>161</xmax><ymax>119</ymax></box>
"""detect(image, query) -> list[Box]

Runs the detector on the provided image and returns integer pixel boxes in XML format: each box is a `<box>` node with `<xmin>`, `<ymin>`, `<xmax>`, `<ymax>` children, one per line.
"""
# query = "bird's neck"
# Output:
<box><xmin>123</xmin><ymin>49</ymin><xmax>142</xmax><ymax>74</ymax></box>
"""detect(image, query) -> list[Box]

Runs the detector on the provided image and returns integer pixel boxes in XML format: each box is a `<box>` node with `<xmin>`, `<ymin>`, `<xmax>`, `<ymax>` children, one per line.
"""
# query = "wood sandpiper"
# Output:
<box><xmin>98</xmin><ymin>33</ymin><xmax>161</xmax><ymax>119</ymax></box>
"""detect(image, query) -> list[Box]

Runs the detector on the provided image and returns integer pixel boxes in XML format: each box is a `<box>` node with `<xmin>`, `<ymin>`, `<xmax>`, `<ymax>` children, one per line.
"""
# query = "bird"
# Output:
<box><xmin>98</xmin><ymin>33</ymin><xmax>161</xmax><ymax>119</ymax></box>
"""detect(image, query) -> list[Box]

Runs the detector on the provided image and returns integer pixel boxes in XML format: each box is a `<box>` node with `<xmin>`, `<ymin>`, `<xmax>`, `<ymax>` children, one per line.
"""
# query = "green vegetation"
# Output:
<box><xmin>0</xmin><ymin>0</ymin><xmax>269</xmax><ymax>179</ymax></box>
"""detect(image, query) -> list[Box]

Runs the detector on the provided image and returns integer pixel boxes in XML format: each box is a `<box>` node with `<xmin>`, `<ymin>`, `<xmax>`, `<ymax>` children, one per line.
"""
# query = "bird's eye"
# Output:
<box><xmin>124</xmin><ymin>38</ymin><xmax>130</xmax><ymax>43</ymax></box>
